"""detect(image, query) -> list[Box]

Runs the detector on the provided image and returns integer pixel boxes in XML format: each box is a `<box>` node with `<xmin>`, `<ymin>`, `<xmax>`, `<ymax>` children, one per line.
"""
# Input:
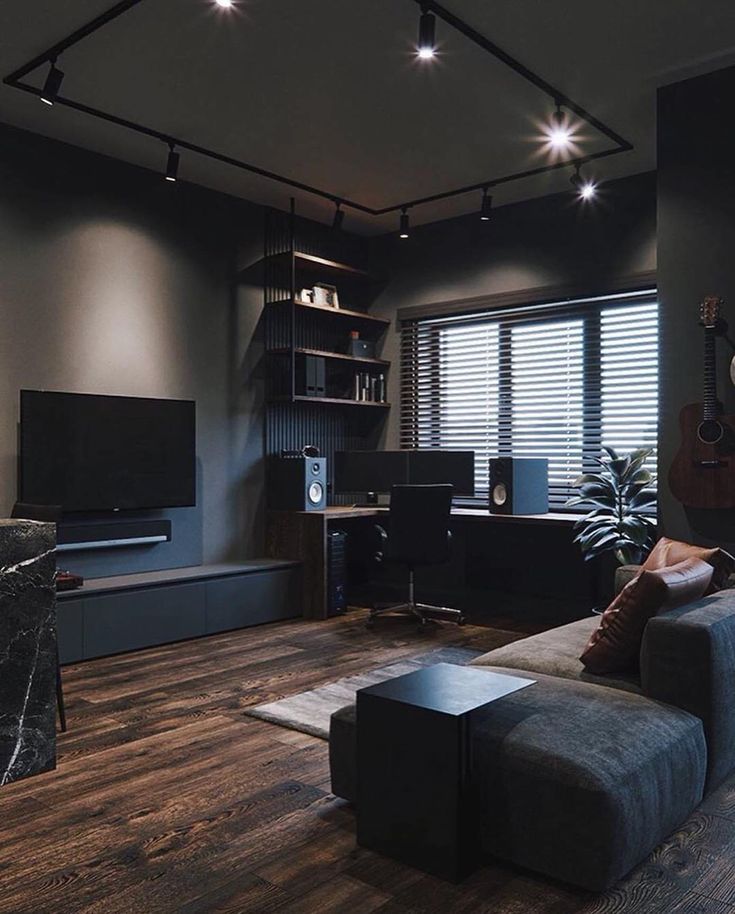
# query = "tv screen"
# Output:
<box><xmin>20</xmin><ymin>390</ymin><xmax>196</xmax><ymax>513</ymax></box>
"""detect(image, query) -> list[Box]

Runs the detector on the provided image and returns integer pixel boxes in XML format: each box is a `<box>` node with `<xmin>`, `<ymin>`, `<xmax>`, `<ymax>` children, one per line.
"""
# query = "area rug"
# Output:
<box><xmin>244</xmin><ymin>644</ymin><xmax>493</xmax><ymax>739</ymax></box>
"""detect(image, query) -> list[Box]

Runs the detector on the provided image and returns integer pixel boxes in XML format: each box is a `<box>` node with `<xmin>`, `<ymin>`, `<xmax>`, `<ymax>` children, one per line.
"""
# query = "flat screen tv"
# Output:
<box><xmin>20</xmin><ymin>390</ymin><xmax>196</xmax><ymax>513</ymax></box>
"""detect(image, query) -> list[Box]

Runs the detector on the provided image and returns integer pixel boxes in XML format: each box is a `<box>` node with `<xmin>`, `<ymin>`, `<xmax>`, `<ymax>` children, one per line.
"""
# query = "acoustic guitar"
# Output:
<box><xmin>669</xmin><ymin>296</ymin><xmax>735</xmax><ymax>509</ymax></box>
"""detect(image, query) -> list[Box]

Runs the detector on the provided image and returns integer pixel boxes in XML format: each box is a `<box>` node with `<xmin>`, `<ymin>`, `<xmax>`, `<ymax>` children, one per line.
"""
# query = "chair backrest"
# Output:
<box><xmin>11</xmin><ymin>502</ymin><xmax>62</xmax><ymax>523</ymax></box>
<box><xmin>385</xmin><ymin>484</ymin><xmax>453</xmax><ymax>566</ymax></box>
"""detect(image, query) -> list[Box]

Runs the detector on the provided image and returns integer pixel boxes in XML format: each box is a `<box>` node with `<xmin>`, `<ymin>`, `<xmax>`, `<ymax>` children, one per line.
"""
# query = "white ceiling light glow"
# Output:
<box><xmin>579</xmin><ymin>181</ymin><xmax>597</xmax><ymax>200</ymax></box>
<box><xmin>570</xmin><ymin>164</ymin><xmax>597</xmax><ymax>201</ymax></box>
<box><xmin>547</xmin><ymin>103</ymin><xmax>571</xmax><ymax>149</ymax></box>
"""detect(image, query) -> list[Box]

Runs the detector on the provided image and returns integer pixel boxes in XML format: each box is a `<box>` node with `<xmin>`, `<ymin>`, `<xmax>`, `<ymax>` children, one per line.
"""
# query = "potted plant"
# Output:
<box><xmin>566</xmin><ymin>446</ymin><xmax>657</xmax><ymax>566</ymax></box>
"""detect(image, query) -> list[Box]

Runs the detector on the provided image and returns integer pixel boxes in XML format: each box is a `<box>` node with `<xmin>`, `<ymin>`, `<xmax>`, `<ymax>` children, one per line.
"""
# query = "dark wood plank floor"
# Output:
<box><xmin>2</xmin><ymin>611</ymin><xmax>735</xmax><ymax>913</ymax></box>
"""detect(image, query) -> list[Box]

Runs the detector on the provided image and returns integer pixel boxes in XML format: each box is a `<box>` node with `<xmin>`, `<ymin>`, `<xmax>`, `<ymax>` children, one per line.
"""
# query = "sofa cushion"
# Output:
<box><xmin>580</xmin><ymin>558</ymin><xmax>714</xmax><ymax>674</ymax></box>
<box><xmin>329</xmin><ymin>704</ymin><xmax>357</xmax><ymax>803</ymax></box>
<box><xmin>470</xmin><ymin>616</ymin><xmax>643</xmax><ymax>694</ymax></box>
<box><xmin>642</xmin><ymin>536</ymin><xmax>735</xmax><ymax>592</ymax></box>
<box><xmin>470</xmin><ymin>667</ymin><xmax>706</xmax><ymax>891</ymax></box>
<box><xmin>641</xmin><ymin>588</ymin><xmax>735</xmax><ymax>790</ymax></box>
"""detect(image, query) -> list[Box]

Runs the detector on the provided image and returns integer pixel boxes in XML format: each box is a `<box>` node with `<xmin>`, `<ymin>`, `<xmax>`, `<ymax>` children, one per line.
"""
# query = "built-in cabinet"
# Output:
<box><xmin>56</xmin><ymin>561</ymin><xmax>301</xmax><ymax>663</ymax></box>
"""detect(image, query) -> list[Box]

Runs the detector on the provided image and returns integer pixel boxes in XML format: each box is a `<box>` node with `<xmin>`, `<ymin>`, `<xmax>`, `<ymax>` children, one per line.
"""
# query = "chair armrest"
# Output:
<box><xmin>641</xmin><ymin>595</ymin><xmax>735</xmax><ymax>789</ymax></box>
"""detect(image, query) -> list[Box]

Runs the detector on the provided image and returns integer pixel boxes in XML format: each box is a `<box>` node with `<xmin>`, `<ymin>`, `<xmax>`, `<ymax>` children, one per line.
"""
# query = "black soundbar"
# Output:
<box><xmin>57</xmin><ymin>519</ymin><xmax>172</xmax><ymax>553</ymax></box>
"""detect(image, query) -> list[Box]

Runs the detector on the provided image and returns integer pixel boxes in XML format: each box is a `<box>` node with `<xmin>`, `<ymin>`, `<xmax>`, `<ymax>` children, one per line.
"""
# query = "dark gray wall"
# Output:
<box><xmin>370</xmin><ymin>171</ymin><xmax>657</xmax><ymax>448</ymax></box>
<box><xmin>658</xmin><ymin>66</ymin><xmax>735</xmax><ymax>548</ymax></box>
<box><xmin>0</xmin><ymin>123</ymin><xmax>266</xmax><ymax>576</ymax></box>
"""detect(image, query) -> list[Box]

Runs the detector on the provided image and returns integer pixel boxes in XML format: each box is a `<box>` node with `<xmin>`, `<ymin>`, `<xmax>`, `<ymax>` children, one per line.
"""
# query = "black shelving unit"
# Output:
<box><xmin>263</xmin><ymin>203</ymin><xmax>390</xmax><ymax>504</ymax></box>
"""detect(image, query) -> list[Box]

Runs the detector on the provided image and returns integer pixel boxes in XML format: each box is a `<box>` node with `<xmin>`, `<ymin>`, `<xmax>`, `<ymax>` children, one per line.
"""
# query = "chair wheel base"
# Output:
<box><xmin>367</xmin><ymin>601</ymin><xmax>464</xmax><ymax>629</ymax></box>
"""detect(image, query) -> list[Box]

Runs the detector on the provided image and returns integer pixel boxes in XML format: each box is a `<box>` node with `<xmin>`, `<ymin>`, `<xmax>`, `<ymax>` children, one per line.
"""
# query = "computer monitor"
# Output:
<box><xmin>408</xmin><ymin>450</ymin><xmax>475</xmax><ymax>496</ymax></box>
<box><xmin>334</xmin><ymin>450</ymin><xmax>475</xmax><ymax>496</ymax></box>
<box><xmin>334</xmin><ymin>450</ymin><xmax>409</xmax><ymax>494</ymax></box>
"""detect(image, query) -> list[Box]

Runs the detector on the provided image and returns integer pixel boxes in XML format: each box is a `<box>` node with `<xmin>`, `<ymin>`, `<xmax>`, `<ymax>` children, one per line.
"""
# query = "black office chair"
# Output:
<box><xmin>368</xmin><ymin>484</ymin><xmax>464</xmax><ymax>628</ymax></box>
<box><xmin>11</xmin><ymin>502</ymin><xmax>67</xmax><ymax>733</ymax></box>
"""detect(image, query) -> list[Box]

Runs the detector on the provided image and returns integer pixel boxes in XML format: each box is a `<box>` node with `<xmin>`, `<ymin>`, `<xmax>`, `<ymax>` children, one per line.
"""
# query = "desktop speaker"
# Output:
<box><xmin>269</xmin><ymin>456</ymin><xmax>327</xmax><ymax>511</ymax></box>
<box><xmin>488</xmin><ymin>457</ymin><xmax>548</xmax><ymax>515</ymax></box>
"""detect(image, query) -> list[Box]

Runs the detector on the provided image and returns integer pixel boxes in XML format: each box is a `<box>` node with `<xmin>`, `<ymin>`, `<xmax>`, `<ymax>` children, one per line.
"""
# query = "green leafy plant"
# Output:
<box><xmin>566</xmin><ymin>446</ymin><xmax>657</xmax><ymax>565</ymax></box>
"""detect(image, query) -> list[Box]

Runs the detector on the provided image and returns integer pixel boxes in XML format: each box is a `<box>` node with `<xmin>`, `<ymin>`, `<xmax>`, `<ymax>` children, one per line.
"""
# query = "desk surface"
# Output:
<box><xmin>270</xmin><ymin>505</ymin><xmax>581</xmax><ymax>527</ymax></box>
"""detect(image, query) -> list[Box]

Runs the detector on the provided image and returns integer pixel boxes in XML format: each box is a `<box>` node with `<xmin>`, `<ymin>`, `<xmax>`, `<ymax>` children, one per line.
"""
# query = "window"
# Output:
<box><xmin>400</xmin><ymin>291</ymin><xmax>658</xmax><ymax>508</ymax></box>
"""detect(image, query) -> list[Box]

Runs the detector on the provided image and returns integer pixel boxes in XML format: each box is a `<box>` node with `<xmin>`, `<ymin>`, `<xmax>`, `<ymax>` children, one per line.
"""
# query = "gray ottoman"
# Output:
<box><xmin>329</xmin><ymin>668</ymin><xmax>706</xmax><ymax>892</ymax></box>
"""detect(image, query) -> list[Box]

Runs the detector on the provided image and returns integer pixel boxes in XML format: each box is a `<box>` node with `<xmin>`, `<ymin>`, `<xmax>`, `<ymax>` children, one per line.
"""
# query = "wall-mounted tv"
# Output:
<box><xmin>20</xmin><ymin>390</ymin><xmax>196</xmax><ymax>513</ymax></box>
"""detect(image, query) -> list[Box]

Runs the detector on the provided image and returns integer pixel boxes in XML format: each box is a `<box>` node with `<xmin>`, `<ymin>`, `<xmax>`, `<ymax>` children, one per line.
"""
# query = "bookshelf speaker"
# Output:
<box><xmin>269</xmin><ymin>456</ymin><xmax>327</xmax><ymax>511</ymax></box>
<box><xmin>488</xmin><ymin>457</ymin><xmax>548</xmax><ymax>515</ymax></box>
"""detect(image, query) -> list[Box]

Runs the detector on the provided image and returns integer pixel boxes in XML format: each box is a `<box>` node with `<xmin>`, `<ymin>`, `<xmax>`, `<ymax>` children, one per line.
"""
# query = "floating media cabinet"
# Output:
<box><xmin>56</xmin><ymin>560</ymin><xmax>301</xmax><ymax>663</ymax></box>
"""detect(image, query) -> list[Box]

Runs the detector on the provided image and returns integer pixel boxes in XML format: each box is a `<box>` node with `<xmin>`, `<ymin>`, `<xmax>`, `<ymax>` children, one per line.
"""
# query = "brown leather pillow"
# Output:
<box><xmin>580</xmin><ymin>557</ymin><xmax>714</xmax><ymax>675</ymax></box>
<box><xmin>642</xmin><ymin>536</ymin><xmax>735</xmax><ymax>593</ymax></box>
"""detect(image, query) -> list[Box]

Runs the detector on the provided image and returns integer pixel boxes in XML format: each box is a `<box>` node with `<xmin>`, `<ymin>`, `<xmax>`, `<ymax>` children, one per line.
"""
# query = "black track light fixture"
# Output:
<box><xmin>417</xmin><ymin>5</ymin><xmax>437</xmax><ymax>59</ymax></box>
<box><xmin>165</xmin><ymin>143</ymin><xmax>180</xmax><ymax>183</ymax></box>
<box><xmin>480</xmin><ymin>187</ymin><xmax>493</xmax><ymax>221</ymax></box>
<box><xmin>570</xmin><ymin>163</ymin><xmax>597</xmax><ymax>200</ymax></box>
<box><xmin>399</xmin><ymin>207</ymin><xmax>410</xmax><ymax>239</ymax></box>
<box><xmin>332</xmin><ymin>201</ymin><xmax>345</xmax><ymax>231</ymax></box>
<box><xmin>549</xmin><ymin>100</ymin><xmax>571</xmax><ymax>149</ymax></box>
<box><xmin>40</xmin><ymin>60</ymin><xmax>64</xmax><ymax>106</ymax></box>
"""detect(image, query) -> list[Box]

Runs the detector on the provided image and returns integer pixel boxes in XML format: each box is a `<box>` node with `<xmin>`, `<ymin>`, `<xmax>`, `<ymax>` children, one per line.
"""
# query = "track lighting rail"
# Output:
<box><xmin>3</xmin><ymin>0</ymin><xmax>633</xmax><ymax>222</ymax></box>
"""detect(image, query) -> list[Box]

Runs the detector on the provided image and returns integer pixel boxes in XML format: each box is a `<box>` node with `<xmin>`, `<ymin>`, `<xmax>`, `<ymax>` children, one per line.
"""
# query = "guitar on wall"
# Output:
<box><xmin>669</xmin><ymin>296</ymin><xmax>735</xmax><ymax>509</ymax></box>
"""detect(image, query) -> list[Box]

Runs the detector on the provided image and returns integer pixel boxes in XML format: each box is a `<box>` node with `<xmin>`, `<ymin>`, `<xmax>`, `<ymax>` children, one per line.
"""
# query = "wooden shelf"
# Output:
<box><xmin>268</xmin><ymin>297</ymin><xmax>390</xmax><ymax>327</ymax></box>
<box><xmin>294</xmin><ymin>251</ymin><xmax>373</xmax><ymax>278</ymax></box>
<box><xmin>269</xmin><ymin>395</ymin><xmax>390</xmax><ymax>408</ymax></box>
<box><xmin>268</xmin><ymin>347</ymin><xmax>390</xmax><ymax>368</ymax></box>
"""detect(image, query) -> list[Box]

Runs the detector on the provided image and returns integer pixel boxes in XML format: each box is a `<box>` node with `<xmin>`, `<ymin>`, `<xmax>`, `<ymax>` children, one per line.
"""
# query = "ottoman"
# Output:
<box><xmin>329</xmin><ymin>667</ymin><xmax>707</xmax><ymax>892</ymax></box>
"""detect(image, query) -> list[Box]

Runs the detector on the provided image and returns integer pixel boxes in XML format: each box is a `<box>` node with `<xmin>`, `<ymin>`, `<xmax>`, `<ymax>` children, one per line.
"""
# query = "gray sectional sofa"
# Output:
<box><xmin>329</xmin><ymin>582</ymin><xmax>735</xmax><ymax>891</ymax></box>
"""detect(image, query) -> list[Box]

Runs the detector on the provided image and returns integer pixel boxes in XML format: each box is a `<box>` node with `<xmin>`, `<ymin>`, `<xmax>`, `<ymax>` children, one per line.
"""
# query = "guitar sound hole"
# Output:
<box><xmin>698</xmin><ymin>419</ymin><xmax>725</xmax><ymax>445</ymax></box>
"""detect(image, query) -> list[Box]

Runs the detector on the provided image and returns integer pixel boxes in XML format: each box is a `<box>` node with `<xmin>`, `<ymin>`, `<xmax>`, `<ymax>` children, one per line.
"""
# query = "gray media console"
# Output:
<box><xmin>56</xmin><ymin>561</ymin><xmax>302</xmax><ymax>664</ymax></box>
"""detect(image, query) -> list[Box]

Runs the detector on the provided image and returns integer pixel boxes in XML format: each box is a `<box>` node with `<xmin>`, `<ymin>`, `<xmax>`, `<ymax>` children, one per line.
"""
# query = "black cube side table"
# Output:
<box><xmin>356</xmin><ymin>663</ymin><xmax>535</xmax><ymax>882</ymax></box>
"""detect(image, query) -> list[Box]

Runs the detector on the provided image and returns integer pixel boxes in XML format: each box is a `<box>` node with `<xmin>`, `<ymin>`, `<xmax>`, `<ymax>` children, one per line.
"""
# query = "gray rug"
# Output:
<box><xmin>244</xmin><ymin>645</ymin><xmax>484</xmax><ymax>739</ymax></box>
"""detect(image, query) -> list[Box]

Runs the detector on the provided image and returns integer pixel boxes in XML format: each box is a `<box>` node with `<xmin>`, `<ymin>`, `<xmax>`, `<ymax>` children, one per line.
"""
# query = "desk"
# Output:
<box><xmin>266</xmin><ymin>506</ymin><xmax>581</xmax><ymax>620</ymax></box>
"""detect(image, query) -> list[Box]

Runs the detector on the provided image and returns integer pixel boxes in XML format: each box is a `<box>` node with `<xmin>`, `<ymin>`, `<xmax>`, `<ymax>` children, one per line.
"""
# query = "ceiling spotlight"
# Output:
<box><xmin>480</xmin><ymin>188</ymin><xmax>492</xmax><ymax>221</ymax></box>
<box><xmin>399</xmin><ymin>208</ymin><xmax>410</xmax><ymax>239</ymax></box>
<box><xmin>165</xmin><ymin>144</ymin><xmax>180</xmax><ymax>183</ymax></box>
<box><xmin>417</xmin><ymin>6</ymin><xmax>436</xmax><ymax>59</ymax></box>
<box><xmin>332</xmin><ymin>202</ymin><xmax>345</xmax><ymax>231</ymax></box>
<box><xmin>579</xmin><ymin>181</ymin><xmax>597</xmax><ymax>200</ymax></box>
<box><xmin>548</xmin><ymin>102</ymin><xmax>571</xmax><ymax>149</ymax></box>
<box><xmin>40</xmin><ymin>61</ymin><xmax>64</xmax><ymax>106</ymax></box>
<box><xmin>570</xmin><ymin>164</ymin><xmax>596</xmax><ymax>200</ymax></box>
<box><xmin>214</xmin><ymin>0</ymin><xmax>234</xmax><ymax>7</ymax></box>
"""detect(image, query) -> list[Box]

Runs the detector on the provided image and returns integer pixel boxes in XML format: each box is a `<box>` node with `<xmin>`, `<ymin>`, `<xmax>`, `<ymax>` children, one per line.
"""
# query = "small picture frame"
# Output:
<box><xmin>313</xmin><ymin>283</ymin><xmax>339</xmax><ymax>309</ymax></box>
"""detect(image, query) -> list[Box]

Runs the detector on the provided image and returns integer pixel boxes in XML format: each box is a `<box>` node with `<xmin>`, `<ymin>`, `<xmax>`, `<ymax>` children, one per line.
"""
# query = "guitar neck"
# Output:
<box><xmin>703</xmin><ymin>326</ymin><xmax>719</xmax><ymax>418</ymax></box>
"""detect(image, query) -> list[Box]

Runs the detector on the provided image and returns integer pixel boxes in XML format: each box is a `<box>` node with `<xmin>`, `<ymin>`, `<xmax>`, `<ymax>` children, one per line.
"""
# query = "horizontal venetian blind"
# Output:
<box><xmin>400</xmin><ymin>291</ymin><xmax>658</xmax><ymax>508</ymax></box>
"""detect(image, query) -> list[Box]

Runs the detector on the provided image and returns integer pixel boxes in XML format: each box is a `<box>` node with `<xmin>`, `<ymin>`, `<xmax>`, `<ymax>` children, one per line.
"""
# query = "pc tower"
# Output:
<box><xmin>488</xmin><ymin>457</ymin><xmax>548</xmax><ymax>515</ymax></box>
<box><xmin>269</xmin><ymin>456</ymin><xmax>327</xmax><ymax>511</ymax></box>
<box><xmin>327</xmin><ymin>529</ymin><xmax>348</xmax><ymax>616</ymax></box>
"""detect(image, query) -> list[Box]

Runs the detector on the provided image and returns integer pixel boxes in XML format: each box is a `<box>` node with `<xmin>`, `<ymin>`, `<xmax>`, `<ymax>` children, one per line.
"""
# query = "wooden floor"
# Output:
<box><xmin>2</xmin><ymin>612</ymin><xmax>735</xmax><ymax>914</ymax></box>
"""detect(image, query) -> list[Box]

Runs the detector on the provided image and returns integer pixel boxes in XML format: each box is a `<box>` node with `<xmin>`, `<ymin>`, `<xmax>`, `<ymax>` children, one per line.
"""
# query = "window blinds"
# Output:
<box><xmin>400</xmin><ymin>291</ymin><xmax>658</xmax><ymax>508</ymax></box>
